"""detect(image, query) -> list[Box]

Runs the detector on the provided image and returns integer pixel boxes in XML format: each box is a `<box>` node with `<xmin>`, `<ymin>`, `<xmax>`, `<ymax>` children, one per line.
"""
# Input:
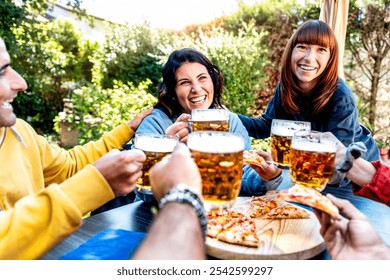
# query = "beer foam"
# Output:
<box><xmin>135</xmin><ymin>136</ymin><xmax>178</xmax><ymax>152</ymax></box>
<box><xmin>292</xmin><ymin>141</ymin><xmax>336</xmax><ymax>153</ymax></box>
<box><xmin>188</xmin><ymin>133</ymin><xmax>244</xmax><ymax>153</ymax></box>
<box><xmin>271</xmin><ymin>126</ymin><xmax>307</xmax><ymax>137</ymax></box>
<box><xmin>191</xmin><ymin>109</ymin><xmax>229</xmax><ymax>121</ymax></box>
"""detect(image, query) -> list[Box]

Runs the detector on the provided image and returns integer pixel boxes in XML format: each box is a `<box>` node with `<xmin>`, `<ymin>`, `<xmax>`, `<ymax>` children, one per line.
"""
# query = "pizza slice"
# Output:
<box><xmin>249</xmin><ymin>196</ymin><xmax>280</xmax><ymax>218</ymax></box>
<box><xmin>276</xmin><ymin>184</ymin><xmax>339</xmax><ymax>218</ymax></box>
<box><xmin>216</xmin><ymin>217</ymin><xmax>259</xmax><ymax>247</ymax></box>
<box><xmin>207</xmin><ymin>209</ymin><xmax>244</xmax><ymax>238</ymax></box>
<box><xmin>243</xmin><ymin>150</ymin><xmax>265</xmax><ymax>168</ymax></box>
<box><xmin>263</xmin><ymin>204</ymin><xmax>310</xmax><ymax>219</ymax></box>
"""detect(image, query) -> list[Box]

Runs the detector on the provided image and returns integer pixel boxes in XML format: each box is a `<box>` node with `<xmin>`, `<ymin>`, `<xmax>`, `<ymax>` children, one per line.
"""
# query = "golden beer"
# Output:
<box><xmin>187</xmin><ymin>132</ymin><xmax>244</xmax><ymax>209</ymax></box>
<box><xmin>190</xmin><ymin>109</ymin><xmax>230</xmax><ymax>132</ymax></box>
<box><xmin>133</xmin><ymin>134</ymin><xmax>178</xmax><ymax>190</ymax></box>
<box><xmin>270</xmin><ymin>134</ymin><xmax>293</xmax><ymax>167</ymax></box>
<box><xmin>290</xmin><ymin>131</ymin><xmax>336</xmax><ymax>191</ymax></box>
<box><xmin>270</xmin><ymin>119</ymin><xmax>311</xmax><ymax>168</ymax></box>
<box><xmin>191</xmin><ymin>120</ymin><xmax>229</xmax><ymax>132</ymax></box>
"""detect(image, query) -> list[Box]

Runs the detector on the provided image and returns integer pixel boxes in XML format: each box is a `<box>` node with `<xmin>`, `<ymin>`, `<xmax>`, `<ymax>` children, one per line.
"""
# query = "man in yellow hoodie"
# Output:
<box><xmin>0</xmin><ymin>37</ymin><xmax>152</xmax><ymax>259</ymax></box>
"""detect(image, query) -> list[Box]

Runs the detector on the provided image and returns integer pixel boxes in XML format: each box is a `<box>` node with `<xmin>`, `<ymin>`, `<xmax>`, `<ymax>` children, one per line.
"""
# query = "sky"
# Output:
<box><xmin>77</xmin><ymin>0</ymin><xmax>258</xmax><ymax>30</ymax></box>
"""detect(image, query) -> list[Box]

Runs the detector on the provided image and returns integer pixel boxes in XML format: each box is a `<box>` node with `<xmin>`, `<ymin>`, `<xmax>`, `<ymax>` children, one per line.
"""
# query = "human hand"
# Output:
<box><xmin>313</xmin><ymin>194</ymin><xmax>390</xmax><ymax>259</ymax></box>
<box><xmin>247</xmin><ymin>150</ymin><xmax>282</xmax><ymax>181</ymax></box>
<box><xmin>149</xmin><ymin>143</ymin><xmax>202</xmax><ymax>201</ymax></box>
<box><xmin>93</xmin><ymin>149</ymin><xmax>146</xmax><ymax>196</ymax></box>
<box><xmin>127</xmin><ymin>107</ymin><xmax>154</xmax><ymax>131</ymax></box>
<box><xmin>165</xmin><ymin>113</ymin><xmax>191</xmax><ymax>143</ymax></box>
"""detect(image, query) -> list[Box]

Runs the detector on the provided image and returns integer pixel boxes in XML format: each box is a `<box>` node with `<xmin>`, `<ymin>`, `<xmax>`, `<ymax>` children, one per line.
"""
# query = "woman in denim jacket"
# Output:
<box><xmin>238</xmin><ymin>20</ymin><xmax>380</xmax><ymax>169</ymax></box>
<box><xmin>135</xmin><ymin>48</ymin><xmax>282</xmax><ymax>195</ymax></box>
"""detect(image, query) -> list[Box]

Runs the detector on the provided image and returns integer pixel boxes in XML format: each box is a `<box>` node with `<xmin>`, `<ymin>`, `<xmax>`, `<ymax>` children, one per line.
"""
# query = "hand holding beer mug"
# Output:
<box><xmin>133</xmin><ymin>134</ymin><xmax>179</xmax><ymax>202</ymax></box>
<box><xmin>189</xmin><ymin>109</ymin><xmax>230</xmax><ymax>132</ymax></box>
<box><xmin>290</xmin><ymin>131</ymin><xmax>337</xmax><ymax>192</ymax></box>
<box><xmin>270</xmin><ymin>119</ymin><xmax>311</xmax><ymax>168</ymax></box>
<box><xmin>187</xmin><ymin>131</ymin><xmax>245</xmax><ymax>210</ymax></box>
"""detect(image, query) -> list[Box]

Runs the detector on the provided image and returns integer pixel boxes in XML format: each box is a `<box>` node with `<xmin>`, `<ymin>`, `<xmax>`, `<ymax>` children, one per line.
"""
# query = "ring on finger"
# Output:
<box><xmin>175</xmin><ymin>132</ymin><xmax>180</xmax><ymax>139</ymax></box>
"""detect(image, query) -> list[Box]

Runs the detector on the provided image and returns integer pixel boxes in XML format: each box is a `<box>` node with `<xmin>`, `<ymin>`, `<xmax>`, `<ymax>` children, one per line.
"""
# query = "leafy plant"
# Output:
<box><xmin>55</xmin><ymin>80</ymin><xmax>156</xmax><ymax>144</ymax></box>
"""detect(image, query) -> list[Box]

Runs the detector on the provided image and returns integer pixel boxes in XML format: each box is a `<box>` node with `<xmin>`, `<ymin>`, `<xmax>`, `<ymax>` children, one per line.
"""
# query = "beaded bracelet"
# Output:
<box><xmin>158</xmin><ymin>184</ymin><xmax>207</xmax><ymax>240</ymax></box>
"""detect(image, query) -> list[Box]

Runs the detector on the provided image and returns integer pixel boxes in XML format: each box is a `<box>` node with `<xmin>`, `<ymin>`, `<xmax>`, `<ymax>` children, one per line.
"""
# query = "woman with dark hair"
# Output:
<box><xmin>238</xmin><ymin>20</ymin><xmax>380</xmax><ymax>179</ymax></box>
<box><xmin>135</xmin><ymin>48</ymin><xmax>282</xmax><ymax>195</ymax></box>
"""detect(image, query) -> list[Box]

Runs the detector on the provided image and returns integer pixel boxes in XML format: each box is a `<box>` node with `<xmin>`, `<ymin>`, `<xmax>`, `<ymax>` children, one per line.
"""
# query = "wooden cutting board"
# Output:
<box><xmin>206</xmin><ymin>191</ymin><xmax>325</xmax><ymax>260</ymax></box>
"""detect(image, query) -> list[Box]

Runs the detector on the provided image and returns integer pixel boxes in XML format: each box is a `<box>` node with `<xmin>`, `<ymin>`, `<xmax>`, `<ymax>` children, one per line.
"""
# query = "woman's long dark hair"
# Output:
<box><xmin>280</xmin><ymin>20</ymin><xmax>339</xmax><ymax>118</ymax></box>
<box><xmin>156</xmin><ymin>48</ymin><xmax>224</xmax><ymax>117</ymax></box>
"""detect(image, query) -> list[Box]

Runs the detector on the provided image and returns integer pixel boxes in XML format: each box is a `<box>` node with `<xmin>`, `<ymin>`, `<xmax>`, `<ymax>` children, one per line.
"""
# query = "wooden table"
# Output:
<box><xmin>42</xmin><ymin>170</ymin><xmax>390</xmax><ymax>260</ymax></box>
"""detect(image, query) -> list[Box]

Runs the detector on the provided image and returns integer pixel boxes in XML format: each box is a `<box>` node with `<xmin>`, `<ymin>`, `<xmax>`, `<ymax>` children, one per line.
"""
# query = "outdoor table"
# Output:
<box><xmin>42</xmin><ymin>170</ymin><xmax>390</xmax><ymax>260</ymax></box>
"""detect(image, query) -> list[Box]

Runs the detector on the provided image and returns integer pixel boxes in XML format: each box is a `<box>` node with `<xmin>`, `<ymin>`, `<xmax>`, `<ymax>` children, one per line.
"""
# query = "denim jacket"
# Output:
<box><xmin>238</xmin><ymin>78</ymin><xmax>380</xmax><ymax>163</ymax></box>
<box><xmin>134</xmin><ymin>108</ymin><xmax>282</xmax><ymax>195</ymax></box>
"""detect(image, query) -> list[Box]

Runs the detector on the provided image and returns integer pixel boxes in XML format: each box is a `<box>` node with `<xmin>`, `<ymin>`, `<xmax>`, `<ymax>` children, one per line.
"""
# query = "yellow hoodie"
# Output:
<box><xmin>0</xmin><ymin>119</ymin><xmax>134</xmax><ymax>259</ymax></box>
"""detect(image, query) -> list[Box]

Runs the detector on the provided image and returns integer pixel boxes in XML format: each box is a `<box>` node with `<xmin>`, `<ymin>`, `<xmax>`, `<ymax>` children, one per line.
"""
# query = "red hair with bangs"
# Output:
<box><xmin>280</xmin><ymin>20</ymin><xmax>339</xmax><ymax>117</ymax></box>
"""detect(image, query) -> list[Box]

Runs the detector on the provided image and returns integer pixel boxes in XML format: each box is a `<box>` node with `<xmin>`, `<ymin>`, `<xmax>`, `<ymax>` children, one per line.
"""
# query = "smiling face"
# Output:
<box><xmin>291</xmin><ymin>43</ymin><xmax>330</xmax><ymax>92</ymax></box>
<box><xmin>174</xmin><ymin>62</ymin><xmax>214</xmax><ymax>113</ymax></box>
<box><xmin>0</xmin><ymin>39</ymin><xmax>27</xmax><ymax>127</ymax></box>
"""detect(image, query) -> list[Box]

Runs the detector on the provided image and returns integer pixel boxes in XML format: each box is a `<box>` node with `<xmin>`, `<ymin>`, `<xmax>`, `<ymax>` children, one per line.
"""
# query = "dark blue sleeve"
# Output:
<box><xmin>327</xmin><ymin>81</ymin><xmax>379</xmax><ymax>161</ymax></box>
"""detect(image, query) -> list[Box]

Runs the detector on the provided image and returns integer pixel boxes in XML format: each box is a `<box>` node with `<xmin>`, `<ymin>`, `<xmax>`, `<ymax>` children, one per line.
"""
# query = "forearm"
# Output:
<box><xmin>347</xmin><ymin>158</ymin><xmax>376</xmax><ymax>187</ymax></box>
<box><xmin>133</xmin><ymin>203</ymin><xmax>205</xmax><ymax>259</ymax></box>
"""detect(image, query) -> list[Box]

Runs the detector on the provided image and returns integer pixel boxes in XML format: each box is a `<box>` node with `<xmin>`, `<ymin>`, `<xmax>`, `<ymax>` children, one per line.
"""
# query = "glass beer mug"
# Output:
<box><xmin>133</xmin><ymin>133</ymin><xmax>179</xmax><ymax>201</ymax></box>
<box><xmin>189</xmin><ymin>109</ymin><xmax>230</xmax><ymax>132</ymax></box>
<box><xmin>270</xmin><ymin>119</ymin><xmax>311</xmax><ymax>168</ymax></box>
<box><xmin>187</xmin><ymin>131</ymin><xmax>245</xmax><ymax>210</ymax></box>
<box><xmin>289</xmin><ymin>131</ymin><xmax>337</xmax><ymax>192</ymax></box>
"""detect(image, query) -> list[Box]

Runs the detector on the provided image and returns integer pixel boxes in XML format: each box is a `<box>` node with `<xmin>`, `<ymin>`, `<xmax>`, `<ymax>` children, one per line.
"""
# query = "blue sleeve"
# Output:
<box><xmin>229</xmin><ymin>113</ymin><xmax>252</xmax><ymax>150</ymax></box>
<box><xmin>326</xmin><ymin>80</ymin><xmax>379</xmax><ymax>161</ymax></box>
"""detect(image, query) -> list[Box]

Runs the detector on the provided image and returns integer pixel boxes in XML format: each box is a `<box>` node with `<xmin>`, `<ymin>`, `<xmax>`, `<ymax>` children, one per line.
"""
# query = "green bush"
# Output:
<box><xmin>55</xmin><ymin>80</ymin><xmax>156</xmax><ymax>144</ymax></box>
<box><xmin>12</xmin><ymin>19</ymin><xmax>96</xmax><ymax>134</ymax></box>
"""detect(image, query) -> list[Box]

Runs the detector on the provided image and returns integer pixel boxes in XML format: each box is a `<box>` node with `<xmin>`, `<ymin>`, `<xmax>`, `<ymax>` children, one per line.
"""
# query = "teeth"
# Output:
<box><xmin>2</xmin><ymin>102</ymin><xmax>11</xmax><ymax>108</ymax></box>
<box><xmin>190</xmin><ymin>96</ymin><xmax>206</xmax><ymax>103</ymax></box>
<box><xmin>299</xmin><ymin>65</ymin><xmax>316</xmax><ymax>71</ymax></box>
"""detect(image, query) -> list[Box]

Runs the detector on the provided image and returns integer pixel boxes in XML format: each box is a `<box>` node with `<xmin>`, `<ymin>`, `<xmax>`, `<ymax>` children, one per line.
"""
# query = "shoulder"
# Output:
<box><xmin>228</xmin><ymin>111</ymin><xmax>240</xmax><ymax>121</ymax></box>
<box><xmin>330</xmin><ymin>78</ymin><xmax>357</xmax><ymax>109</ymax></box>
<box><xmin>136</xmin><ymin>108</ymin><xmax>173</xmax><ymax>134</ymax></box>
<box><xmin>333</xmin><ymin>79</ymin><xmax>355</xmax><ymax>101</ymax></box>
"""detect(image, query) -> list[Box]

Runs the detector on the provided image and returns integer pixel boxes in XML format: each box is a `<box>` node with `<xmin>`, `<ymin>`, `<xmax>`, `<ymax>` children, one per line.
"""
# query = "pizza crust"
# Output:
<box><xmin>276</xmin><ymin>185</ymin><xmax>339</xmax><ymax>218</ymax></box>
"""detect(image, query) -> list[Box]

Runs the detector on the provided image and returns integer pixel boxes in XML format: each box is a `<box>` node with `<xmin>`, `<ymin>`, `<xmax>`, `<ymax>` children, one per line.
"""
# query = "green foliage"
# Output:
<box><xmin>11</xmin><ymin>19</ymin><xmax>96</xmax><ymax>133</ymax></box>
<box><xmin>251</xmin><ymin>137</ymin><xmax>271</xmax><ymax>152</ymax></box>
<box><xmin>55</xmin><ymin>80</ymin><xmax>156</xmax><ymax>144</ymax></box>
<box><xmin>99</xmin><ymin>24</ymin><xmax>174</xmax><ymax>92</ymax></box>
<box><xmin>0</xmin><ymin>0</ymin><xmax>26</xmax><ymax>48</ymax></box>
